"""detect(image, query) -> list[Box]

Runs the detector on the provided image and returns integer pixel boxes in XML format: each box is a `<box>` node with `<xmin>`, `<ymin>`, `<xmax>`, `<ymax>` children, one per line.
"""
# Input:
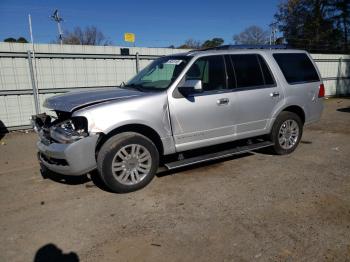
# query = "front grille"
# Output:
<box><xmin>38</xmin><ymin>130</ymin><xmax>53</xmax><ymax>145</ymax></box>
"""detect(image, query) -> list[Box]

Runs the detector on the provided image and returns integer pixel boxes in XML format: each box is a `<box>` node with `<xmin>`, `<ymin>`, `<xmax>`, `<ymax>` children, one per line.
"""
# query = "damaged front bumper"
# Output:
<box><xmin>32</xmin><ymin>114</ymin><xmax>99</xmax><ymax>176</ymax></box>
<box><xmin>37</xmin><ymin>135</ymin><xmax>98</xmax><ymax>176</ymax></box>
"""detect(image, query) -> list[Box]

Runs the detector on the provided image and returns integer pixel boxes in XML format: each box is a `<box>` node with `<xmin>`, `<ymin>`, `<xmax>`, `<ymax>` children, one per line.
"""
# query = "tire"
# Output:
<box><xmin>97</xmin><ymin>132</ymin><xmax>159</xmax><ymax>193</ymax></box>
<box><xmin>270</xmin><ymin>111</ymin><xmax>303</xmax><ymax>155</ymax></box>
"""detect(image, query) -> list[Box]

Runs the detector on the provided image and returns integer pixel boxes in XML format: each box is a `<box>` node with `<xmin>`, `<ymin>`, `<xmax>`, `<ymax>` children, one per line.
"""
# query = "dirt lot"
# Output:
<box><xmin>0</xmin><ymin>98</ymin><xmax>350</xmax><ymax>262</ymax></box>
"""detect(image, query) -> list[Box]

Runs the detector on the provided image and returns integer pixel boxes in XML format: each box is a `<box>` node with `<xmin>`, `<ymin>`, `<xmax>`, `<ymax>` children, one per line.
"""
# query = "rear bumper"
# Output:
<box><xmin>37</xmin><ymin>134</ymin><xmax>99</xmax><ymax>176</ymax></box>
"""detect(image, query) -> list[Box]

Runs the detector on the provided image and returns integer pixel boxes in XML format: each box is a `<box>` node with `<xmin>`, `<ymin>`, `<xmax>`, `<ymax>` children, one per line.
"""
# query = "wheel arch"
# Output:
<box><xmin>95</xmin><ymin>124</ymin><xmax>164</xmax><ymax>158</ymax></box>
<box><xmin>269</xmin><ymin>104</ymin><xmax>306</xmax><ymax>133</ymax></box>
<box><xmin>281</xmin><ymin>105</ymin><xmax>305</xmax><ymax>123</ymax></box>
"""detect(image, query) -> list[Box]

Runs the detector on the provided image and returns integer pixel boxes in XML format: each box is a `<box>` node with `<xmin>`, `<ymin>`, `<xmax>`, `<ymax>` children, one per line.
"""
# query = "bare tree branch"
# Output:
<box><xmin>58</xmin><ymin>26</ymin><xmax>111</xmax><ymax>46</ymax></box>
<box><xmin>178</xmin><ymin>38</ymin><xmax>202</xmax><ymax>49</ymax></box>
<box><xmin>233</xmin><ymin>26</ymin><xmax>269</xmax><ymax>45</ymax></box>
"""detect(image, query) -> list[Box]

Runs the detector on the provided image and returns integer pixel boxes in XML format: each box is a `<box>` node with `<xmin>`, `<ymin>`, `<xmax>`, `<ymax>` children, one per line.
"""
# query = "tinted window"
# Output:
<box><xmin>186</xmin><ymin>55</ymin><xmax>226</xmax><ymax>91</ymax></box>
<box><xmin>230</xmin><ymin>54</ymin><xmax>264</xmax><ymax>88</ymax></box>
<box><xmin>273</xmin><ymin>53</ymin><xmax>320</xmax><ymax>84</ymax></box>
<box><xmin>257</xmin><ymin>55</ymin><xmax>275</xmax><ymax>85</ymax></box>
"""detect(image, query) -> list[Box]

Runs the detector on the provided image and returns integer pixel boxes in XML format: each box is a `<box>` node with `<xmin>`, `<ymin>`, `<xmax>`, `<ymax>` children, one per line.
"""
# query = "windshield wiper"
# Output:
<box><xmin>122</xmin><ymin>83</ymin><xmax>145</xmax><ymax>92</ymax></box>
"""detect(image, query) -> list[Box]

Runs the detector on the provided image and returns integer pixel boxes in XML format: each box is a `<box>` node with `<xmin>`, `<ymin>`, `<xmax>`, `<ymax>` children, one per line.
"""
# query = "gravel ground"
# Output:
<box><xmin>0</xmin><ymin>98</ymin><xmax>349</xmax><ymax>262</ymax></box>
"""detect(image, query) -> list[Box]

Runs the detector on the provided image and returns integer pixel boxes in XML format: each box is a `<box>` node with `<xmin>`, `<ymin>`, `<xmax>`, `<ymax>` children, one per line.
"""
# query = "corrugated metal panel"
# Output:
<box><xmin>0</xmin><ymin>43</ymin><xmax>189</xmax><ymax>129</ymax></box>
<box><xmin>0</xmin><ymin>57</ymin><xmax>32</xmax><ymax>90</ymax></box>
<box><xmin>0</xmin><ymin>95</ymin><xmax>35</xmax><ymax>127</ymax></box>
<box><xmin>311</xmin><ymin>53</ymin><xmax>350</xmax><ymax>96</ymax></box>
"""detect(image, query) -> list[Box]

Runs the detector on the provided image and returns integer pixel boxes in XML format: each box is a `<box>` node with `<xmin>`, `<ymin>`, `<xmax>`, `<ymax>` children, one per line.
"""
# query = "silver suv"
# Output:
<box><xmin>33</xmin><ymin>47</ymin><xmax>324</xmax><ymax>192</ymax></box>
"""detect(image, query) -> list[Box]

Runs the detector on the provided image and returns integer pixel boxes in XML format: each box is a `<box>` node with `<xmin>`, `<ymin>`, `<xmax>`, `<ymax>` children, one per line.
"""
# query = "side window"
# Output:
<box><xmin>273</xmin><ymin>53</ymin><xmax>320</xmax><ymax>84</ymax></box>
<box><xmin>230</xmin><ymin>54</ymin><xmax>265</xmax><ymax>88</ymax></box>
<box><xmin>257</xmin><ymin>55</ymin><xmax>275</xmax><ymax>86</ymax></box>
<box><xmin>186</xmin><ymin>55</ymin><xmax>226</xmax><ymax>91</ymax></box>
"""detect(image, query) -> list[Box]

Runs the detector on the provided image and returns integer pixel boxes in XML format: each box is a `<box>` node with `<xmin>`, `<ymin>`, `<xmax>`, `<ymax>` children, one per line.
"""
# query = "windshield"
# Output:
<box><xmin>125</xmin><ymin>56</ymin><xmax>191</xmax><ymax>91</ymax></box>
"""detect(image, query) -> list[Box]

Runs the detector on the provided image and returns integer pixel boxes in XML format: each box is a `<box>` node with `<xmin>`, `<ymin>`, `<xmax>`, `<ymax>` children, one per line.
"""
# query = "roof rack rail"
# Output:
<box><xmin>199</xmin><ymin>44</ymin><xmax>290</xmax><ymax>51</ymax></box>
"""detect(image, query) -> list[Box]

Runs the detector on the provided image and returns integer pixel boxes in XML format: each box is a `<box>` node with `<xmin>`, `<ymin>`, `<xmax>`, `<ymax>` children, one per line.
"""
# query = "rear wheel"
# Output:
<box><xmin>270</xmin><ymin>111</ymin><xmax>303</xmax><ymax>155</ymax></box>
<box><xmin>97</xmin><ymin>132</ymin><xmax>159</xmax><ymax>193</ymax></box>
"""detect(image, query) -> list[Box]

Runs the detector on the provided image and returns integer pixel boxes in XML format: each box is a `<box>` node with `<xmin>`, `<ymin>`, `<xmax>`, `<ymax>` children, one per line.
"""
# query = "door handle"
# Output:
<box><xmin>217</xmin><ymin>98</ymin><xmax>229</xmax><ymax>105</ymax></box>
<box><xmin>270</xmin><ymin>92</ymin><xmax>280</xmax><ymax>97</ymax></box>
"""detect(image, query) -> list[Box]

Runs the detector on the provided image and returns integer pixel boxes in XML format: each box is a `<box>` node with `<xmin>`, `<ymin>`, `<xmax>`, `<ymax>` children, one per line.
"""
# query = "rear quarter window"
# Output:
<box><xmin>273</xmin><ymin>53</ymin><xmax>320</xmax><ymax>84</ymax></box>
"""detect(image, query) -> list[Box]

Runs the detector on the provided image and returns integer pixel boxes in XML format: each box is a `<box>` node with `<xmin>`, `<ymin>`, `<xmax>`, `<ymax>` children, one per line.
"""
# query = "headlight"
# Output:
<box><xmin>50</xmin><ymin>117</ymin><xmax>88</xmax><ymax>144</ymax></box>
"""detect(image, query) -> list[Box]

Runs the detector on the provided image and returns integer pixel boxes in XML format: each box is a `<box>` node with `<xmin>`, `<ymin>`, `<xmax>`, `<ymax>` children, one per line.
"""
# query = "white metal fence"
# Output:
<box><xmin>0</xmin><ymin>42</ymin><xmax>349</xmax><ymax>131</ymax></box>
<box><xmin>311</xmin><ymin>53</ymin><xmax>350</xmax><ymax>96</ymax></box>
<box><xmin>0</xmin><ymin>43</ymin><xmax>189</xmax><ymax>130</ymax></box>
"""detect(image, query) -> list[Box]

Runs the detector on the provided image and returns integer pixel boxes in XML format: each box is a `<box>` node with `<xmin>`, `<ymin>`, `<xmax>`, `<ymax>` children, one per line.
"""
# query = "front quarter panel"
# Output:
<box><xmin>73</xmin><ymin>92</ymin><xmax>175</xmax><ymax>154</ymax></box>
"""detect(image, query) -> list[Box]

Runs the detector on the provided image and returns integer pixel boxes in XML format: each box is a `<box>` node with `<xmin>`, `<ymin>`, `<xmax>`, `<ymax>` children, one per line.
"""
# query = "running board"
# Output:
<box><xmin>164</xmin><ymin>141</ymin><xmax>274</xmax><ymax>170</ymax></box>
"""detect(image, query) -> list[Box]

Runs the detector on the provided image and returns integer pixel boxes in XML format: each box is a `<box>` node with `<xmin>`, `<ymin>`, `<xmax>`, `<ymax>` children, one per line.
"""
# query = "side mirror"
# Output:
<box><xmin>178</xmin><ymin>80</ymin><xmax>203</xmax><ymax>96</ymax></box>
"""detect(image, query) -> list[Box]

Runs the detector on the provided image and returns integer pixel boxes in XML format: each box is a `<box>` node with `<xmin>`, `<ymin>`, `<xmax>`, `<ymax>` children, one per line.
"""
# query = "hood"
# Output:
<box><xmin>44</xmin><ymin>87</ymin><xmax>144</xmax><ymax>112</ymax></box>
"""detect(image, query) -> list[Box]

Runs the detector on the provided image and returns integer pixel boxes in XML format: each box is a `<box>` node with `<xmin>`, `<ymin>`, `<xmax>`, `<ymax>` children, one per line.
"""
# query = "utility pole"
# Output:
<box><xmin>28</xmin><ymin>14</ymin><xmax>40</xmax><ymax>113</ymax></box>
<box><xmin>269</xmin><ymin>22</ymin><xmax>278</xmax><ymax>45</ymax></box>
<box><xmin>28</xmin><ymin>14</ymin><xmax>34</xmax><ymax>48</ymax></box>
<box><xmin>51</xmin><ymin>9</ymin><xmax>64</xmax><ymax>45</ymax></box>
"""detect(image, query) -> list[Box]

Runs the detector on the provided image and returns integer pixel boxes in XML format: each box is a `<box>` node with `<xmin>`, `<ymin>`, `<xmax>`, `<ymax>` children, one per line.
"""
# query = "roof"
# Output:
<box><xmin>172</xmin><ymin>48</ymin><xmax>306</xmax><ymax>57</ymax></box>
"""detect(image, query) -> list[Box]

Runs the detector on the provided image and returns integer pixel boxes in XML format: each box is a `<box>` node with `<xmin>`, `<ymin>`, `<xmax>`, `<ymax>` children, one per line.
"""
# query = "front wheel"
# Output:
<box><xmin>97</xmin><ymin>132</ymin><xmax>159</xmax><ymax>193</ymax></box>
<box><xmin>270</xmin><ymin>111</ymin><xmax>303</xmax><ymax>155</ymax></box>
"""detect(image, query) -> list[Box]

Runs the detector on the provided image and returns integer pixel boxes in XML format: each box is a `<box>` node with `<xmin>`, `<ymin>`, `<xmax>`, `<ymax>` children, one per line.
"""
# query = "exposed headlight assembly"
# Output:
<box><xmin>50</xmin><ymin>117</ymin><xmax>88</xmax><ymax>144</ymax></box>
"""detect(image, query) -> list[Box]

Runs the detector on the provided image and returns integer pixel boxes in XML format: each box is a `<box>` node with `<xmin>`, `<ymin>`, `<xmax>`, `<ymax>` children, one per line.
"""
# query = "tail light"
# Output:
<box><xmin>318</xmin><ymin>84</ymin><xmax>325</xmax><ymax>98</ymax></box>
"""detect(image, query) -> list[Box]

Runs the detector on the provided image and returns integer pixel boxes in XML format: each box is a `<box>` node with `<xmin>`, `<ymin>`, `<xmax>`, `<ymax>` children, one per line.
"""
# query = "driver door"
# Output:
<box><xmin>168</xmin><ymin>55</ymin><xmax>236</xmax><ymax>152</ymax></box>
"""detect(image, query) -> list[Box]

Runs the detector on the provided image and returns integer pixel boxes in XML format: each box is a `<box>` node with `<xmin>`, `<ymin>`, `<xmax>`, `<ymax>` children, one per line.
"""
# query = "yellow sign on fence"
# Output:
<box><xmin>124</xmin><ymin>33</ymin><xmax>135</xmax><ymax>43</ymax></box>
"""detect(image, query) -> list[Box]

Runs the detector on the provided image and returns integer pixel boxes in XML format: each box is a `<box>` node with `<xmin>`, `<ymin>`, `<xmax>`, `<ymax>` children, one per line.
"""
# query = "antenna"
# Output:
<box><xmin>51</xmin><ymin>9</ymin><xmax>64</xmax><ymax>45</ymax></box>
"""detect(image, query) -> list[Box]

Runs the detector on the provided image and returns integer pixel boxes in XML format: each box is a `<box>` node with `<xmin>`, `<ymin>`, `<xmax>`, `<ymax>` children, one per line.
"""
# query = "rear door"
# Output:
<box><xmin>227</xmin><ymin>54</ymin><xmax>284</xmax><ymax>137</ymax></box>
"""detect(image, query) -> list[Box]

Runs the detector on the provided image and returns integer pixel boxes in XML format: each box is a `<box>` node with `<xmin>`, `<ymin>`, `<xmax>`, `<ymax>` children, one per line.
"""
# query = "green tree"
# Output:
<box><xmin>16</xmin><ymin>37</ymin><xmax>28</xmax><ymax>43</ymax></box>
<box><xmin>201</xmin><ymin>38</ymin><xmax>224</xmax><ymax>48</ymax></box>
<box><xmin>274</xmin><ymin>0</ymin><xmax>346</xmax><ymax>53</ymax></box>
<box><xmin>178</xmin><ymin>38</ymin><xmax>224</xmax><ymax>49</ymax></box>
<box><xmin>326</xmin><ymin>0</ymin><xmax>350</xmax><ymax>51</ymax></box>
<box><xmin>4</xmin><ymin>37</ymin><xmax>17</xmax><ymax>42</ymax></box>
<box><xmin>3</xmin><ymin>37</ymin><xmax>28</xmax><ymax>43</ymax></box>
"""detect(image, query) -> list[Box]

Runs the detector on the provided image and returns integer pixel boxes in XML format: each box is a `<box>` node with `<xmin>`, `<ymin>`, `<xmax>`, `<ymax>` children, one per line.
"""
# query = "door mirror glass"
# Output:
<box><xmin>178</xmin><ymin>80</ymin><xmax>203</xmax><ymax>96</ymax></box>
